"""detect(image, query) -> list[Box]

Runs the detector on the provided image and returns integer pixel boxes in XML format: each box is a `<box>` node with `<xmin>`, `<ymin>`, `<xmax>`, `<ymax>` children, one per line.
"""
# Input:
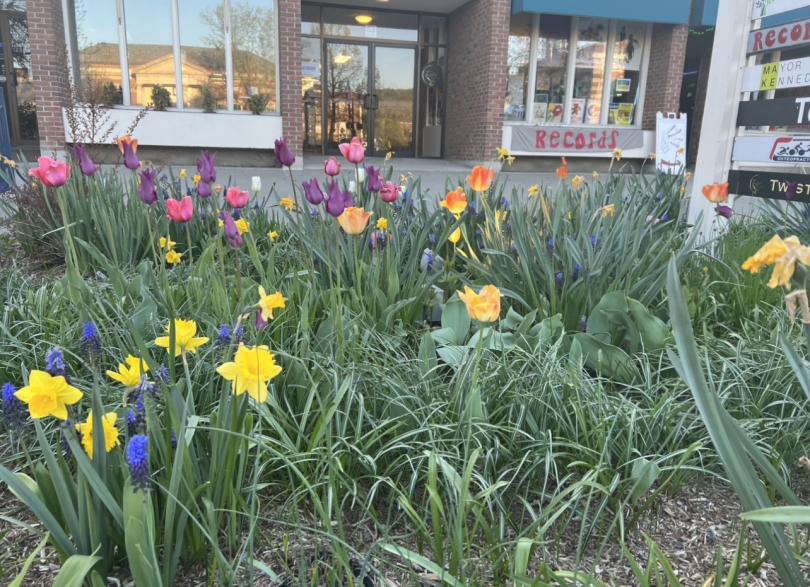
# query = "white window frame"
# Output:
<box><xmin>64</xmin><ymin>0</ymin><xmax>281</xmax><ymax>114</ymax></box>
<box><xmin>510</xmin><ymin>15</ymin><xmax>653</xmax><ymax>128</ymax></box>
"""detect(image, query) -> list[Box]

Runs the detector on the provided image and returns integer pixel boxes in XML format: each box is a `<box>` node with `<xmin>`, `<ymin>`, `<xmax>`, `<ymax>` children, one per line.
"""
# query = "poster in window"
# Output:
<box><xmin>570</xmin><ymin>98</ymin><xmax>586</xmax><ymax>124</ymax></box>
<box><xmin>547</xmin><ymin>103</ymin><xmax>564</xmax><ymax>123</ymax></box>
<box><xmin>575</xmin><ymin>18</ymin><xmax>608</xmax><ymax>69</ymax></box>
<box><xmin>532</xmin><ymin>102</ymin><xmax>548</xmax><ymax>124</ymax></box>
<box><xmin>608</xmin><ymin>103</ymin><xmax>619</xmax><ymax>124</ymax></box>
<box><xmin>613</xmin><ymin>22</ymin><xmax>646</xmax><ymax>72</ymax></box>
<box><xmin>586</xmin><ymin>100</ymin><xmax>601</xmax><ymax>124</ymax></box>
<box><xmin>615</xmin><ymin>78</ymin><xmax>631</xmax><ymax>92</ymax></box>
<box><xmin>616</xmin><ymin>103</ymin><xmax>634</xmax><ymax>126</ymax></box>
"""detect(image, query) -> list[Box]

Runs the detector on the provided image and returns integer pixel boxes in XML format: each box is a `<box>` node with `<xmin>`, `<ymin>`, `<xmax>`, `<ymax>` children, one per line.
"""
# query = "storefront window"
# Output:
<box><xmin>66</xmin><ymin>0</ymin><xmax>121</xmax><ymax>92</ymax></box>
<box><xmin>505</xmin><ymin>13</ymin><xmax>532</xmax><ymax>122</ymax></box>
<box><xmin>125</xmin><ymin>0</ymin><xmax>176</xmax><ymax>107</ymax></box>
<box><xmin>178</xmin><ymin>0</ymin><xmax>227</xmax><ymax>110</ymax></box>
<box><xmin>302</xmin><ymin>4</ymin><xmax>320</xmax><ymax>35</ymax></box>
<box><xmin>231</xmin><ymin>0</ymin><xmax>277</xmax><ymax>112</ymax></box>
<box><xmin>420</xmin><ymin>16</ymin><xmax>447</xmax><ymax>45</ymax></box>
<box><xmin>608</xmin><ymin>21</ymin><xmax>646</xmax><ymax>126</ymax></box>
<box><xmin>532</xmin><ymin>15</ymin><xmax>569</xmax><ymax>124</ymax></box>
<box><xmin>572</xmin><ymin>18</ymin><xmax>608</xmax><ymax>125</ymax></box>
<box><xmin>321</xmin><ymin>7</ymin><xmax>418</xmax><ymax>42</ymax></box>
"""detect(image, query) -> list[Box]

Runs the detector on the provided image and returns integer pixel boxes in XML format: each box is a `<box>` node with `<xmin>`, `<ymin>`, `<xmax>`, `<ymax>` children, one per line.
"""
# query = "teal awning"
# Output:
<box><xmin>512</xmin><ymin>0</ymin><xmax>691</xmax><ymax>24</ymax></box>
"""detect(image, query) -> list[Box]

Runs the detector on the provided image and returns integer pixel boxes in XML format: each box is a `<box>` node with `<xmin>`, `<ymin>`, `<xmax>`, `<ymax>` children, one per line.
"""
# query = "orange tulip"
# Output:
<box><xmin>116</xmin><ymin>135</ymin><xmax>138</xmax><ymax>154</ymax></box>
<box><xmin>702</xmin><ymin>182</ymin><xmax>729</xmax><ymax>203</ymax></box>
<box><xmin>556</xmin><ymin>156</ymin><xmax>568</xmax><ymax>180</ymax></box>
<box><xmin>458</xmin><ymin>285</ymin><xmax>503</xmax><ymax>323</ymax></box>
<box><xmin>337</xmin><ymin>207</ymin><xmax>373</xmax><ymax>235</ymax></box>
<box><xmin>470</xmin><ymin>166</ymin><xmax>495</xmax><ymax>192</ymax></box>
<box><xmin>440</xmin><ymin>188</ymin><xmax>468</xmax><ymax>217</ymax></box>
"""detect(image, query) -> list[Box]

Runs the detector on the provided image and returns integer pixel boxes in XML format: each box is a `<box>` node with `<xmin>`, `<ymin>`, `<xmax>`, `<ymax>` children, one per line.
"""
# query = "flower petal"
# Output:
<box><xmin>216</xmin><ymin>362</ymin><xmax>239</xmax><ymax>381</ymax></box>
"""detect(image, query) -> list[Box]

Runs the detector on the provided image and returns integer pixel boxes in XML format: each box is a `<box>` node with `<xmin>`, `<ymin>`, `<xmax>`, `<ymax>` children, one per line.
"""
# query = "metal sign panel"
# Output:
<box><xmin>741</xmin><ymin>57</ymin><xmax>810</xmax><ymax>91</ymax></box>
<box><xmin>747</xmin><ymin>17</ymin><xmax>810</xmax><ymax>53</ymax></box>
<box><xmin>733</xmin><ymin>134</ymin><xmax>810</xmax><ymax>163</ymax></box>
<box><xmin>753</xmin><ymin>0</ymin><xmax>810</xmax><ymax>19</ymax></box>
<box><xmin>728</xmin><ymin>168</ymin><xmax>810</xmax><ymax>202</ymax></box>
<box><xmin>510</xmin><ymin>126</ymin><xmax>643</xmax><ymax>153</ymax></box>
<box><xmin>736</xmin><ymin>96</ymin><xmax>810</xmax><ymax>125</ymax></box>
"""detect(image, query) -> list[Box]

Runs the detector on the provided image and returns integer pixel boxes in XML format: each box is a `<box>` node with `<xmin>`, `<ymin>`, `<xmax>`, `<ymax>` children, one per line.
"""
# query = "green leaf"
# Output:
<box><xmin>382</xmin><ymin>543</ymin><xmax>465</xmax><ymax>587</ymax></box>
<box><xmin>740</xmin><ymin>506</ymin><xmax>810</xmax><ymax>524</ymax></box>
<box><xmin>52</xmin><ymin>553</ymin><xmax>104</xmax><ymax>587</ymax></box>
<box><xmin>8</xmin><ymin>532</ymin><xmax>50</xmax><ymax>587</ymax></box>
<box><xmin>629</xmin><ymin>458</ymin><xmax>660</xmax><ymax>503</ymax></box>
<box><xmin>627</xmin><ymin>298</ymin><xmax>670</xmax><ymax>352</ymax></box>
<box><xmin>573</xmin><ymin>332</ymin><xmax>640</xmax><ymax>383</ymax></box>
<box><xmin>586</xmin><ymin>291</ymin><xmax>629</xmax><ymax>343</ymax></box>
<box><xmin>502</xmin><ymin>307</ymin><xmax>524</xmax><ymax>330</ymax></box>
<box><xmin>436</xmin><ymin>346</ymin><xmax>468</xmax><ymax>367</ymax></box>
<box><xmin>441</xmin><ymin>298</ymin><xmax>471</xmax><ymax>344</ymax></box>
<box><xmin>418</xmin><ymin>332</ymin><xmax>438</xmax><ymax>375</ymax></box>
<box><xmin>431</xmin><ymin>327</ymin><xmax>458</xmax><ymax>347</ymax></box>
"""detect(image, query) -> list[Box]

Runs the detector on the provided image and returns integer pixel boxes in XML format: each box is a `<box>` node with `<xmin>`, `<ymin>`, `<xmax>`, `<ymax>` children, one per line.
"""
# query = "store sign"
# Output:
<box><xmin>732</xmin><ymin>135</ymin><xmax>810</xmax><ymax>163</ymax></box>
<box><xmin>510</xmin><ymin>126</ymin><xmax>643</xmax><ymax>153</ymax></box>
<box><xmin>741</xmin><ymin>57</ymin><xmax>810</xmax><ymax>91</ymax></box>
<box><xmin>752</xmin><ymin>0</ymin><xmax>810</xmax><ymax>19</ymax></box>
<box><xmin>748</xmin><ymin>18</ymin><xmax>810</xmax><ymax>54</ymax></box>
<box><xmin>728</xmin><ymin>169</ymin><xmax>810</xmax><ymax>203</ymax></box>
<box><xmin>736</xmin><ymin>96</ymin><xmax>810</xmax><ymax>126</ymax></box>
<box><xmin>655</xmin><ymin>112</ymin><xmax>687</xmax><ymax>171</ymax></box>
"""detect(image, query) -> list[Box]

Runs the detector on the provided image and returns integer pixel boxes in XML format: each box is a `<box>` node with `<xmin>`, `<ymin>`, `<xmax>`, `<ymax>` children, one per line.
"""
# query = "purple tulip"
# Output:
<box><xmin>137</xmin><ymin>168</ymin><xmax>158</xmax><ymax>205</ymax></box>
<box><xmin>123</xmin><ymin>141</ymin><xmax>139</xmax><ymax>171</ymax></box>
<box><xmin>302</xmin><ymin>179</ymin><xmax>324</xmax><ymax>205</ymax></box>
<box><xmin>198</xmin><ymin>180</ymin><xmax>211</xmax><ymax>198</ymax></box>
<box><xmin>196</xmin><ymin>150</ymin><xmax>217</xmax><ymax>184</ymax></box>
<box><xmin>325</xmin><ymin>181</ymin><xmax>351</xmax><ymax>217</ymax></box>
<box><xmin>70</xmin><ymin>144</ymin><xmax>96</xmax><ymax>176</ymax></box>
<box><xmin>366</xmin><ymin>165</ymin><xmax>382</xmax><ymax>192</ymax></box>
<box><xmin>274</xmin><ymin>137</ymin><xmax>296</xmax><ymax>168</ymax></box>
<box><xmin>256</xmin><ymin>310</ymin><xmax>267</xmax><ymax>330</ymax></box>
<box><xmin>716</xmin><ymin>205</ymin><xmax>733</xmax><ymax>219</ymax></box>
<box><xmin>787</xmin><ymin>181</ymin><xmax>798</xmax><ymax>200</ymax></box>
<box><xmin>221</xmin><ymin>211</ymin><xmax>242</xmax><ymax>248</ymax></box>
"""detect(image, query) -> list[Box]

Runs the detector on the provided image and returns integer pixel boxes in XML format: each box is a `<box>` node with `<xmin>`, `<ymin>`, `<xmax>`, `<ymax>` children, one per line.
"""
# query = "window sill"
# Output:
<box><xmin>503</xmin><ymin>120</ymin><xmax>642</xmax><ymax>130</ymax></box>
<box><xmin>95</xmin><ymin>104</ymin><xmax>281</xmax><ymax>116</ymax></box>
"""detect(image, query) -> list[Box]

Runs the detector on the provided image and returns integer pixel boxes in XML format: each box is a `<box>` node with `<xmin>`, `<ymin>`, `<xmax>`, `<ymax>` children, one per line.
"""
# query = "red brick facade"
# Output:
<box><xmin>278</xmin><ymin>0</ymin><xmax>302</xmax><ymax>161</ymax></box>
<box><xmin>27</xmin><ymin>0</ymin><xmax>69</xmax><ymax>153</ymax></box>
<box><xmin>444</xmin><ymin>0</ymin><xmax>511</xmax><ymax>161</ymax></box>
<box><xmin>641</xmin><ymin>23</ymin><xmax>688</xmax><ymax>131</ymax></box>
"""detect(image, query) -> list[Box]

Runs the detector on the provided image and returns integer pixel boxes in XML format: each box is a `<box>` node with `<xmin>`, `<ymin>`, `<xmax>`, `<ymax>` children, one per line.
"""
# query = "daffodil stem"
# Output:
<box><xmin>235</xmin><ymin>251</ymin><xmax>243</xmax><ymax>302</ymax></box>
<box><xmin>287</xmin><ymin>165</ymin><xmax>314</xmax><ymax>283</ymax></box>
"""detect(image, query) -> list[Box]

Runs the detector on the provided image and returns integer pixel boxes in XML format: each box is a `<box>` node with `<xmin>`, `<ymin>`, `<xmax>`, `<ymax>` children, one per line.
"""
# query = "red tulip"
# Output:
<box><xmin>339</xmin><ymin>138</ymin><xmax>365</xmax><ymax>164</ymax></box>
<box><xmin>166</xmin><ymin>196</ymin><xmax>193</xmax><ymax>223</ymax></box>
<box><xmin>224</xmin><ymin>186</ymin><xmax>249</xmax><ymax>209</ymax></box>
<box><xmin>28</xmin><ymin>156</ymin><xmax>70</xmax><ymax>188</ymax></box>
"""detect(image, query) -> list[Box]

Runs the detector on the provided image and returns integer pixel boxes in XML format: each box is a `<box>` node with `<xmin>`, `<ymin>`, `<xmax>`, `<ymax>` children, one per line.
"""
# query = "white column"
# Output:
<box><xmin>687</xmin><ymin>0</ymin><xmax>756</xmax><ymax>229</ymax></box>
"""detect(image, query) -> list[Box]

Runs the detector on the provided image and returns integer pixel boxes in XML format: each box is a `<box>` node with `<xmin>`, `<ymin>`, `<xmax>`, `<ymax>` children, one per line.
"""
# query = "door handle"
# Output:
<box><xmin>363</xmin><ymin>93</ymin><xmax>372</xmax><ymax>109</ymax></box>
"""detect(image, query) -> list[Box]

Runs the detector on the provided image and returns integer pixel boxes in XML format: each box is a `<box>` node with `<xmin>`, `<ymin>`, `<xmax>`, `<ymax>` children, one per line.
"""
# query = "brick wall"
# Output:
<box><xmin>641</xmin><ymin>24</ymin><xmax>688</xmax><ymax>131</ymax></box>
<box><xmin>27</xmin><ymin>0</ymin><xmax>69</xmax><ymax>153</ymax></box>
<box><xmin>444</xmin><ymin>0</ymin><xmax>511</xmax><ymax>161</ymax></box>
<box><xmin>278</xmin><ymin>0</ymin><xmax>302</xmax><ymax>161</ymax></box>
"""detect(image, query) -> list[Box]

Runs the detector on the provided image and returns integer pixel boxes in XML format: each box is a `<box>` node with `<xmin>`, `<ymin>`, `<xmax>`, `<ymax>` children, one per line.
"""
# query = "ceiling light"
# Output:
<box><xmin>334</xmin><ymin>54</ymin><xmax>352</xmax><ymax>64</ymax></box>
<box><xmin>355</xmin><ymin>14</ymin><xmax>373</xmax><ymax>24</ymax></box>
<box><xmin>376</xmin><ymin>0</ymin><xmax>389</xmax><ymax>2</ymax></box>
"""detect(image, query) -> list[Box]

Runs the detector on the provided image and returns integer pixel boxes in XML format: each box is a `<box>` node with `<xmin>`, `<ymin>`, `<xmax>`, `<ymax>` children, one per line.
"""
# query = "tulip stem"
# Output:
<box><xmin>235</xmin><ymin>250</ymin><xmax>243</xmax><ymax>302</ymax></box>
<box><xmin>54</xmin><ymin>187</ymin><xmax>82</xmax><ymax>276</ymax></box>
<box><xmin>287</xmin><ymin>165</ymin><xmax>315</xmax><ymax>283</ymax></box>
<box><xmin>185</xmin><ymin>222</ymin><xmax>193</xmax><ymax>265</ymax></box>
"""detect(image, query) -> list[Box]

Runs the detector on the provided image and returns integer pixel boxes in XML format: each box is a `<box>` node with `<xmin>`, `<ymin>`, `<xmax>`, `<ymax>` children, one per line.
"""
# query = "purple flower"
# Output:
<box><xmin>2</xmin><ymin>383</ymin><xmax>26</xmax><ymax>432</ymax></box>
<box><xmin>70</xmin><ymin>144</ymin><xmax>97</xmax><ymax>176</ymax></box>
<box><xmin>579</xmin><ymin>315</ymin><xmax>587</xmax><ymax>330</ymax></box>
<box><xmin>547</xmin><ymin>238</ymin><xmax>554</xmax><ymax>249</ymax></box>
<box><xmin>123</xmin><ymin>141</ymin><xmax>139</xmax><ymax>171</ymax></box>
<box><xmin>573</xmin><ymin>263</ymin><xmax>581</xmax><ymax>281</ymax></box>
<box><xmin>217</xmin><ymin>324</ymin><xmax>232</xmax><ymax>346</ymax></box>
<box><xmin>127</xmin><ymin>435</ymin><xmax>151</xmax><ymax>492</ymax></box>
<box><xmin>302</xmin><ymin>179</ymin><xmax>324</xmax><ymax>205</ymax></box>
<box><xmin>221</xmin><ymin>211</ymin><xmax>242</xmax><ymax>248</ymax></box>
<box><xmin>45</xmin><ymin>348</ymin><xmax>68</xmax><ymax>378</ymax></box>
<box><xmin>274</xmin><ymin>138</ymin><xmax>296</xmax><ymax>167</ymax></box>
<box><xmin>80</xmin><ymin>321</ymin><xmax>101</xmax><ymax>364</ymax></box>
<box><xmin>196</xmin><ymin>150</ymin><xmax>217</xmax><ymax>184</ymax></box>
<box><xmin>589</xmin><ymin>235</ymin><xmax>597</xmax><ymax>247</ymax></box>
<box><xmin>326</xmin><ymin>181</ymin><xmax>351</xmax><ymax>217</ymax></box>
<box><xmin>198</xmin><ymin>180</ymin><xmax>211</xmax><ymax>198</ymax></box>
<box><xmin>256</xmin><ymin>310</ymin><xmax>267</xmax><ymax>330</ymax></box>
<box><xmin>366</xmin><ymin>166</ymin><xmax>383</xmax><ymax>193</ymax></box>
<box><xmin>155</xmin><ymin>365</ymin><xmax>170</xmax><ymax>384</ymax></box>
<box><xmin>137</xmin><ymin>168</ymin><xmax>158</xmax><ymax>205</ymax></box>
<box><xmin>787</xmin><ymin>181</ymin><xmax>799</xmax><ymax>201</ymax></box>
<box><xmin>716</xmin><ymin>205</ymin><xmax>733</xmax><ymax>219</ymax></box>
<box><xmin>556</xmin><ymin>272</ymin><xmax>563</xmax><ymax>286</ymax></box>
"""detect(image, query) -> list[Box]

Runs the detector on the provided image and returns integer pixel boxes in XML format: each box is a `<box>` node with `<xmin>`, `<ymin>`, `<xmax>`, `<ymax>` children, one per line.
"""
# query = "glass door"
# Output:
<box><xmin>2</xmin><ymin>15</ymin><xmax>38</xmax><ymax>147</ymax></box>
<box><xmin>325</xmin><ymin>41</ymin><xmax>370</xmax><ymax>153</ymax></box>
<box><xmin>372</xmin><ymin>45</ymin><xmax>415</xmax><ymax>157</ymax></box>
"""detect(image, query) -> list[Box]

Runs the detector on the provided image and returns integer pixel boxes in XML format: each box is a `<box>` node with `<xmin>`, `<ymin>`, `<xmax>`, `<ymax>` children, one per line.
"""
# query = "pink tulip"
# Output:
<box><xmin>166</xmin><ymin>196</ymin><xmax>193</xmax><ymax>223</ymax></box>
<box><xmin>379</xmin><ymin>181</ymin><xmax>399</xmax><ymax>203</ymax></box>
<box><xmin>224</xmin><ymin>186</ymin><xmax>249</xmax><ymax>209</ymax></box>
<box><xmin>338</xmin><ymin>138</ymin><xmax>365</xmax><ymax>164</ymax></box>
<box><xmin>28</xmin><ymin>156</ymin><xmax>70</xmax><ymax>188</ymax></box>
<box><xmin>323</xmin><ymin>156</ymin><xmax>341</xmax><ymax>176</ymax></box>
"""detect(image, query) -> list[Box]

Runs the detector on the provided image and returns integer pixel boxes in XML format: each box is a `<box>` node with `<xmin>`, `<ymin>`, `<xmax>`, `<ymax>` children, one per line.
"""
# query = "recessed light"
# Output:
<box><xmin>376</xmin><ymin>0</ymin><xmax>389</xmax><ymax>2</ymax></box>
<box><xmin>355</xmin><ymin>14</ymin><xmax>373</xmax><ymax>24</ymax></box>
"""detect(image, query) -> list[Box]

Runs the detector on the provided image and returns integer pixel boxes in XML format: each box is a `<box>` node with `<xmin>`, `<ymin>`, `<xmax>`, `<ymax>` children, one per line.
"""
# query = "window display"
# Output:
<box><xmin>505</xmin><ymin>13</ymin><xmax>533</xmax><ymax>122</ymax></box>
<box><xmin>573</xmin><ymin>18</ymin><xmax>608</xmax><ymax>126</ymax></box>
<box><xmin>533</xmin><ymin>15</ymin><xmax>570</xmax><ymax>124</ymax></box>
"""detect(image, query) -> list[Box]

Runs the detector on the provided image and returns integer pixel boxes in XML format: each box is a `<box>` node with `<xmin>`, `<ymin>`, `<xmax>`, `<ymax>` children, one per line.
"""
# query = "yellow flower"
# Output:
<box><xmin>166</xmin><ymin>250</ymin><xmax>183</xmax><ymax>265</ymax></box>
<box><xmin>679</xmin><ymin>187</ymin><xmax>685</xmax><ymax>195</ymax></box>
<box><xmin>528</xmin><ymin>185</ymin><xmax>540</xmax><ymax>197</ymax></box>
<box><xmin>193</xmin><ymin>174</ymin><xmax>201</xmax><ymax>186</ymax></box>
<box><xmin>385</xmin><ymin>151</ymin><xmax>393</xmax><ymax>161</ymax></box>
<box><xmin>601</xmin><ymin>204</ymin><xmax>616</xmax><ymax>217</ymax></box>
<box><xmin>106</xmin><ymin>355</ymin><xmax>149</xmax><ymax>387</ymax></box>
<box><xmin>217</xmin><ymin>219</ymin><xmax>224</xmax><ymax>229</ymax></box>
<box><xmin>267</xmin><ymin>230</ymin><xmax>278</xmax><ymax>241</ymax></box>
<box><xmin>592</xmin><ymin>171</ymin><xmax>599</xmax><ymax>180</ymax></box>
<box><xmin>15</xmin><ymin>370</ymin><xmax>83</xmax><ymax>420</ymax></box>
<box><xmin>337</xmin><ymin>207</ymin><xmax>373</xmax><ymax>235</ymax></box>
<box><xmin>506</xmin><ymin>156</ymin><xmax>515</xmax><ymax>165</ymax></box>
<box><xmin>76</xmin><ymin>411</ymin><xmax>120</xmax><ymax>459</ymax></box>
<box><xmin>155</xmin><ymin>319</ymin><xmax>209</xmax><ymax>356</ymax></box>
<box><xmin>179</xmin><ymin>169</ymin><xmax>187</xmax><ymax>179</ymax></box>
<box><xmin>685</xmin><ymin>172</ymin><xmax>692</xmax><ymax>180</ymax></box>
<box><xmin>159</xmin><ymin>236</ymin><xmax>176</xmax><ymax>250</ymax></box>
<box><xmin>280</xmin><ymin>197</ymin><xmax>295</xmax><ymax>211</ymax></box>
<box><xmin>440</xmin><ymin>188</ymin><xmax>468</xmax><ymax>217</ymax></box>
<box><xmin>742</xmin><ymin>235</ymin><xmax>810</xmax><ymax>289</ymax></box>
<box><xmin>496</xmin><ymin>147</ymin><xmax>509</xmax><ymax>161</ymax></box>
<box><xmin>214</xmin><ymin>184</ymin><xmax>223</xmax><ymax>196</ymax></box>
<box><xmin>257</xmin><ymin>286</ymin><xmax>286</xmax><ymax>321</ymax></box>
<box><xmin>612</xmin><ymin>148</ymin><xmax>622</xmax><ymax>160</ymax></box>
<box><xmin>648</xmin><ymin>153</ymin><xmax>656</xmax><ymax>160</ymax></box>
<box><xmin>458</xmin><ymin>285</ymin><xmax>503</xmax><ymax>323</ymax></box>
<box><xmin>449</xmin><ymin>227</ymin><xmax>461</xmax><ymax>244</ymax></box>
<box><xmin>216</xmin><ymin>344</ymin><xmax>282</xmax><ymax>403</ymax></box>
<box><xmin>572</xmin><ymin>176</ymin><xmax>584</xmax><ymax>189</ymax></box>
<box><xmin>235</xmin><ymin>218</ymin><xmax>250</xmax><ymax>234</ymax></box>
<box><xmin>677</xmin><ymin>147</ymin><xmax>685</xmax><ymax>155</ymax></box>
<box><xmin>376</xmin><ymin>218</ymin><xmax>388</xmax><ymax>230</ymax></box>
<box><xmin>7</xmin><ymin>159</ymin><xmax>15</xmax><ymax>168</ymax></box>
<box><xmin>702</xmin><ymin>266</ymin><xmax>709</xmax><ymax>274</ymax></box>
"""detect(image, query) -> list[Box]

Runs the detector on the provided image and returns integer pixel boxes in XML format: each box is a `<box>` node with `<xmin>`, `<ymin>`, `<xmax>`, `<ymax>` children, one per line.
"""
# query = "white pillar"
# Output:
<box><xmin>687</xmin><ymin>0</ymin><xmax>756</xmax><ymax>230</ymax></box>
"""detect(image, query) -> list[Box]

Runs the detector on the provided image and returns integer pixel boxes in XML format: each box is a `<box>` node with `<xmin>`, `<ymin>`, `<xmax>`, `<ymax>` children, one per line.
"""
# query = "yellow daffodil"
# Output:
<box><xmin>76</xmin><ymin>411</ymin><xmax>120</xmax><ymax>459</ymax></box>
<box><xmin>216</xmin><ymin>344</ymin><xmax>282</xmax><ymax>402</ymax></box>
<box><xmin>376</xmin><ymin>218</ymin><xmax>388</xmax><ymax>230</ymax></box>
<box><xmin>679</xmin><ymin>187</ymin><xmax>685</xmax><ymax>195</ymax></box>
<box><xmin>235</xmin><ymin>218</ymin><xmax>250</xmax><ymax>234</ymax></box>
<box><xmin>528</xmin><ymin>185</ymin><xmax>540</xmax><ymax>197</ymax></box>
<box><xmin>702</xmin><ymin>266</ymin><xmax>709</xmax><ymax>274</ymax></box>
<box><xmin>742</xmin><ymin>235</ymin><xmax>810</xmax><ymax>289</ymax></box>
<box><xmin>613</xmin><ymin>148</ymin><xmax>622</xmax><ymax>160</ymax></box>
<box><xmin>572</xmin><ymin>176</ymin><xmax>584</xmax><ymax>189</ymax></box>
<box><xmin>592</xmin><ymin>171</ymin><xmax>599</xmax><ymax>180</ymax></box>
<box><xmin>506</xmin><ymin>156</ymin><xmax>515</xmax><ymax>165</ymax></box>
<box><xmin>257</xmin><ymin>286</ymin><xmax>286</xmax><ymax>321</ymax></box>
<box><xmin>440</xmin><ymin>188</ymin><xmax>468</xmax><ymax>217</ymax></box>
<box><xmin>179</xmin><ymin>169</ymin><xmax>187</xmax><ymax>179</ymax></box>
<box><xmin>267</xmin><ymin>230</ymin><xmax>278</xmax><ymax>241</ymax></box>
<box><xmin>159</xmin><ymin>236</ymin><xmax>176</xmax><ymax>250</ymax></box>
<box><xmin>280</xmin><ymin>197</ymin><xmax>295</xmax><ymax>211</ymax></box>
<box><xmin>602</xmin><ymin>204</ymin><xmax>616</xmax><ymax>217</ymax></box>
<box><xmin>649</xmin><ymin>153</ymin><xmax>656</xmax><ymax>160</ymax></box>
<box><xmin>166</xmin><ymin>250</ymin><xmax>182</xmax><ymax>265</ymax></box>
<box><xmin>385</xmin><ymin>151</ymin><xmax>393</xmax><ymax>161</ymax></box>
<box><xmin>458</xmin><ymin>285</ymin><xmax>503</xmax><ymax>323</ymax></box>
<box><xmin>106</xmin><ymin>355</ymin><xmax>149</xmax><ymax>387</ymax></box>
<box><xmin>496</xmin><ymin>147</ymin><xmax>509</xmax><ymax>161</ymax></box>
<box><xmin>15</xmin><ymin>370</ymin><xmax>82</xmax><ymax>420</ymax></box>
<box><xmin>677</xmin><ymin>147</ymin><xmax>685</xmax><ymax>155</ymax></box>
<box><xmin>193</xmin><ymin>174</ymin><xmax>201</xmax><ymax>186</ymax></box>
<box><xmin>155</xmin><ymin>319</ymin><xmax>209</xmax><ymax>356</ymax></box>
<box><xmin>449</xmin><ymin>227</ymin><xmax>461</xmax><ymax>244</ymax></box>
<box><xmin>7</xmin><ymin>159</ymin><xmax>15</xmax><ymax>168</ymax></box>
<box><xmin>685</xmin><ymin>172</ymin><xmax>692</xmax><ymax>180</ymax></box>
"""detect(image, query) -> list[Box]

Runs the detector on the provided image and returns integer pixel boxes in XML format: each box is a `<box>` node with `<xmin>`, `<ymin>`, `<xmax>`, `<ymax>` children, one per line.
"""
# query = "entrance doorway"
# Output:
<box><xmin>0</xmin><ymin>14</ymin><xmax>38</xmax><ymax>151</ymax></box>
<box><xmin>324</xmin><ymin>41</ymin><xmax>416</xmax><ymax>157</ymax></box>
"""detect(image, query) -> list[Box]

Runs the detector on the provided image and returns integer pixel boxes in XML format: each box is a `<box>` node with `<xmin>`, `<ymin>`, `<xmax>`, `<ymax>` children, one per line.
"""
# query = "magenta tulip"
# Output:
<box><xmin>323</xmin><ymin>156</ymin><xmax>341</xmax><ymax>177</ymax></box>
<box><xmin>29</xmin><ymin>156</ymin><xmax>70</xmax><ymax>187</ymax></box>
<box><xmin>379</xmin><ymin>181</ymin><xmax>399</xmax><ymax>203</ymax></box>
<box><xmin>302</xmin><ymin>179</ymin><xmax>324</xmax><ymax>206</ymax></box>
<box><xmin>339</xmin><ymin>138</ymin><xmax>365</xmax><ymax>164</ymax></box>
<box><xmin>224</xmin><ymin>186</ymin><xmax>249</xmax><ymax>209</ymax></box>
<box><xmin>274</xmin><ymin>137</ymin><xmax>296</xmax><ymax>167</ymax></box>
<box><xmin>196</xmin><ymin>150</ymin><xmax>217</xmax><ymax>184</ymax></box>
<box><xmin>325</xmin><ymin>181</ymin><xmax>352</xmax><ymax>217</ymax></box>
<box><xmin>366</xmin><ymin>166</ymin><xmax>382</xmax><ymax>192</ymax></box>
<box><xmin>166</xmin><ymin>196</ymin><xmax>193</xmax><ymax>223</ymax></box>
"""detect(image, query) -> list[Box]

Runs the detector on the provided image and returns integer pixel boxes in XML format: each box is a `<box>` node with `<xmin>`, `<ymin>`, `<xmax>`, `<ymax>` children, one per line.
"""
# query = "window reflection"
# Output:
<box><xmin>179</xmin><ymin>0</ymin><xmax>227</xmax><ymax>109</ymax></box>
<box><xmin>302</xmin><ymin>4</ymin><xmax>320</xmax><ymax>35</ymax></box>
<box><xmin>302</xmin><ymin>36</ymin><xmax>321</xmax><ymax>152</ymax></box>
<box><xmin>505</xmin><ymin>13</ymin><xmax>532</xmax><ymax>122</ymax></box>
<box><xmin>231</xmin><ymin>0</ymin><xmax>277</xmax><ymax>112</ymax></box>
<box><xmin>533</xmin><ymin>15</ymin><xmax>569</xmax><ymax>124</ymax></box>
<box><xmin>325</xmin><ymin>42</ymin><xmax>369</xmax><ymax>149</ymax></box>
<box><xmin>608</xmin><ymin>21</ymin><xmax>645</xmax><ymax>126</ymax></box>
<box><xmin>322</xmin><ymin>7</ymin><xmax>417</xmax><ymax>42</ymax></box>
<box><xmin>66</xmin><ymin>0</ymin><xmax>121</xmax><ymax>93</ymax></box>
<box><xmin>125</xmin><ymin>0</ymin><xmax>176</xmax><ymax>107</ymax></box>
<box><xmin>573</xmin><ymin>18</ymin><xmax>608</xmax><ymax>125</ymax></box>
<box><xmin>10</xmin><ymin>18</ymin><xmax>37</xmax><ymax>140</ymax></box>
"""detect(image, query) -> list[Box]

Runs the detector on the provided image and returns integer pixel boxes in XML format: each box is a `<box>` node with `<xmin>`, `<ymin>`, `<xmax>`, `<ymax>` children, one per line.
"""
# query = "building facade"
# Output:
<box><xmin>11</xmin><ymin>0</ymin><xmax>701</xmax><ymax>166</ymax></box>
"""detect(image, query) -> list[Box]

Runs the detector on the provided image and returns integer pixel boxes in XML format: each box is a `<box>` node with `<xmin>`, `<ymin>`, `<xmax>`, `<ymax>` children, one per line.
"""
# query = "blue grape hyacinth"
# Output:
<box><xmin>217</xmin><ymin>324</ymin><xmax>232</xmax><ymax>346</ymax></box>
<box><xmin>2</xmin><ymin>383</ymin><xmax>26</xmax><ymax>432</ymax></box>
<box><xmin>80</xmin><ymin>321</ymin><xmax>101</xmax><ymax>364</ymax></box>
<box><xmin>45</xmin><ymin>348</ymin><xmax>68</xmax><ymax>378</ymax></box>
<box><xmin>155</xmin><ymin>364</ymin><xmax>170</xmax><ymax>384</ymax></box>
<box><xmin>127</xmin><ymin>435</ymin><xmax>151</xmax><ymax>492</ymax></box>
